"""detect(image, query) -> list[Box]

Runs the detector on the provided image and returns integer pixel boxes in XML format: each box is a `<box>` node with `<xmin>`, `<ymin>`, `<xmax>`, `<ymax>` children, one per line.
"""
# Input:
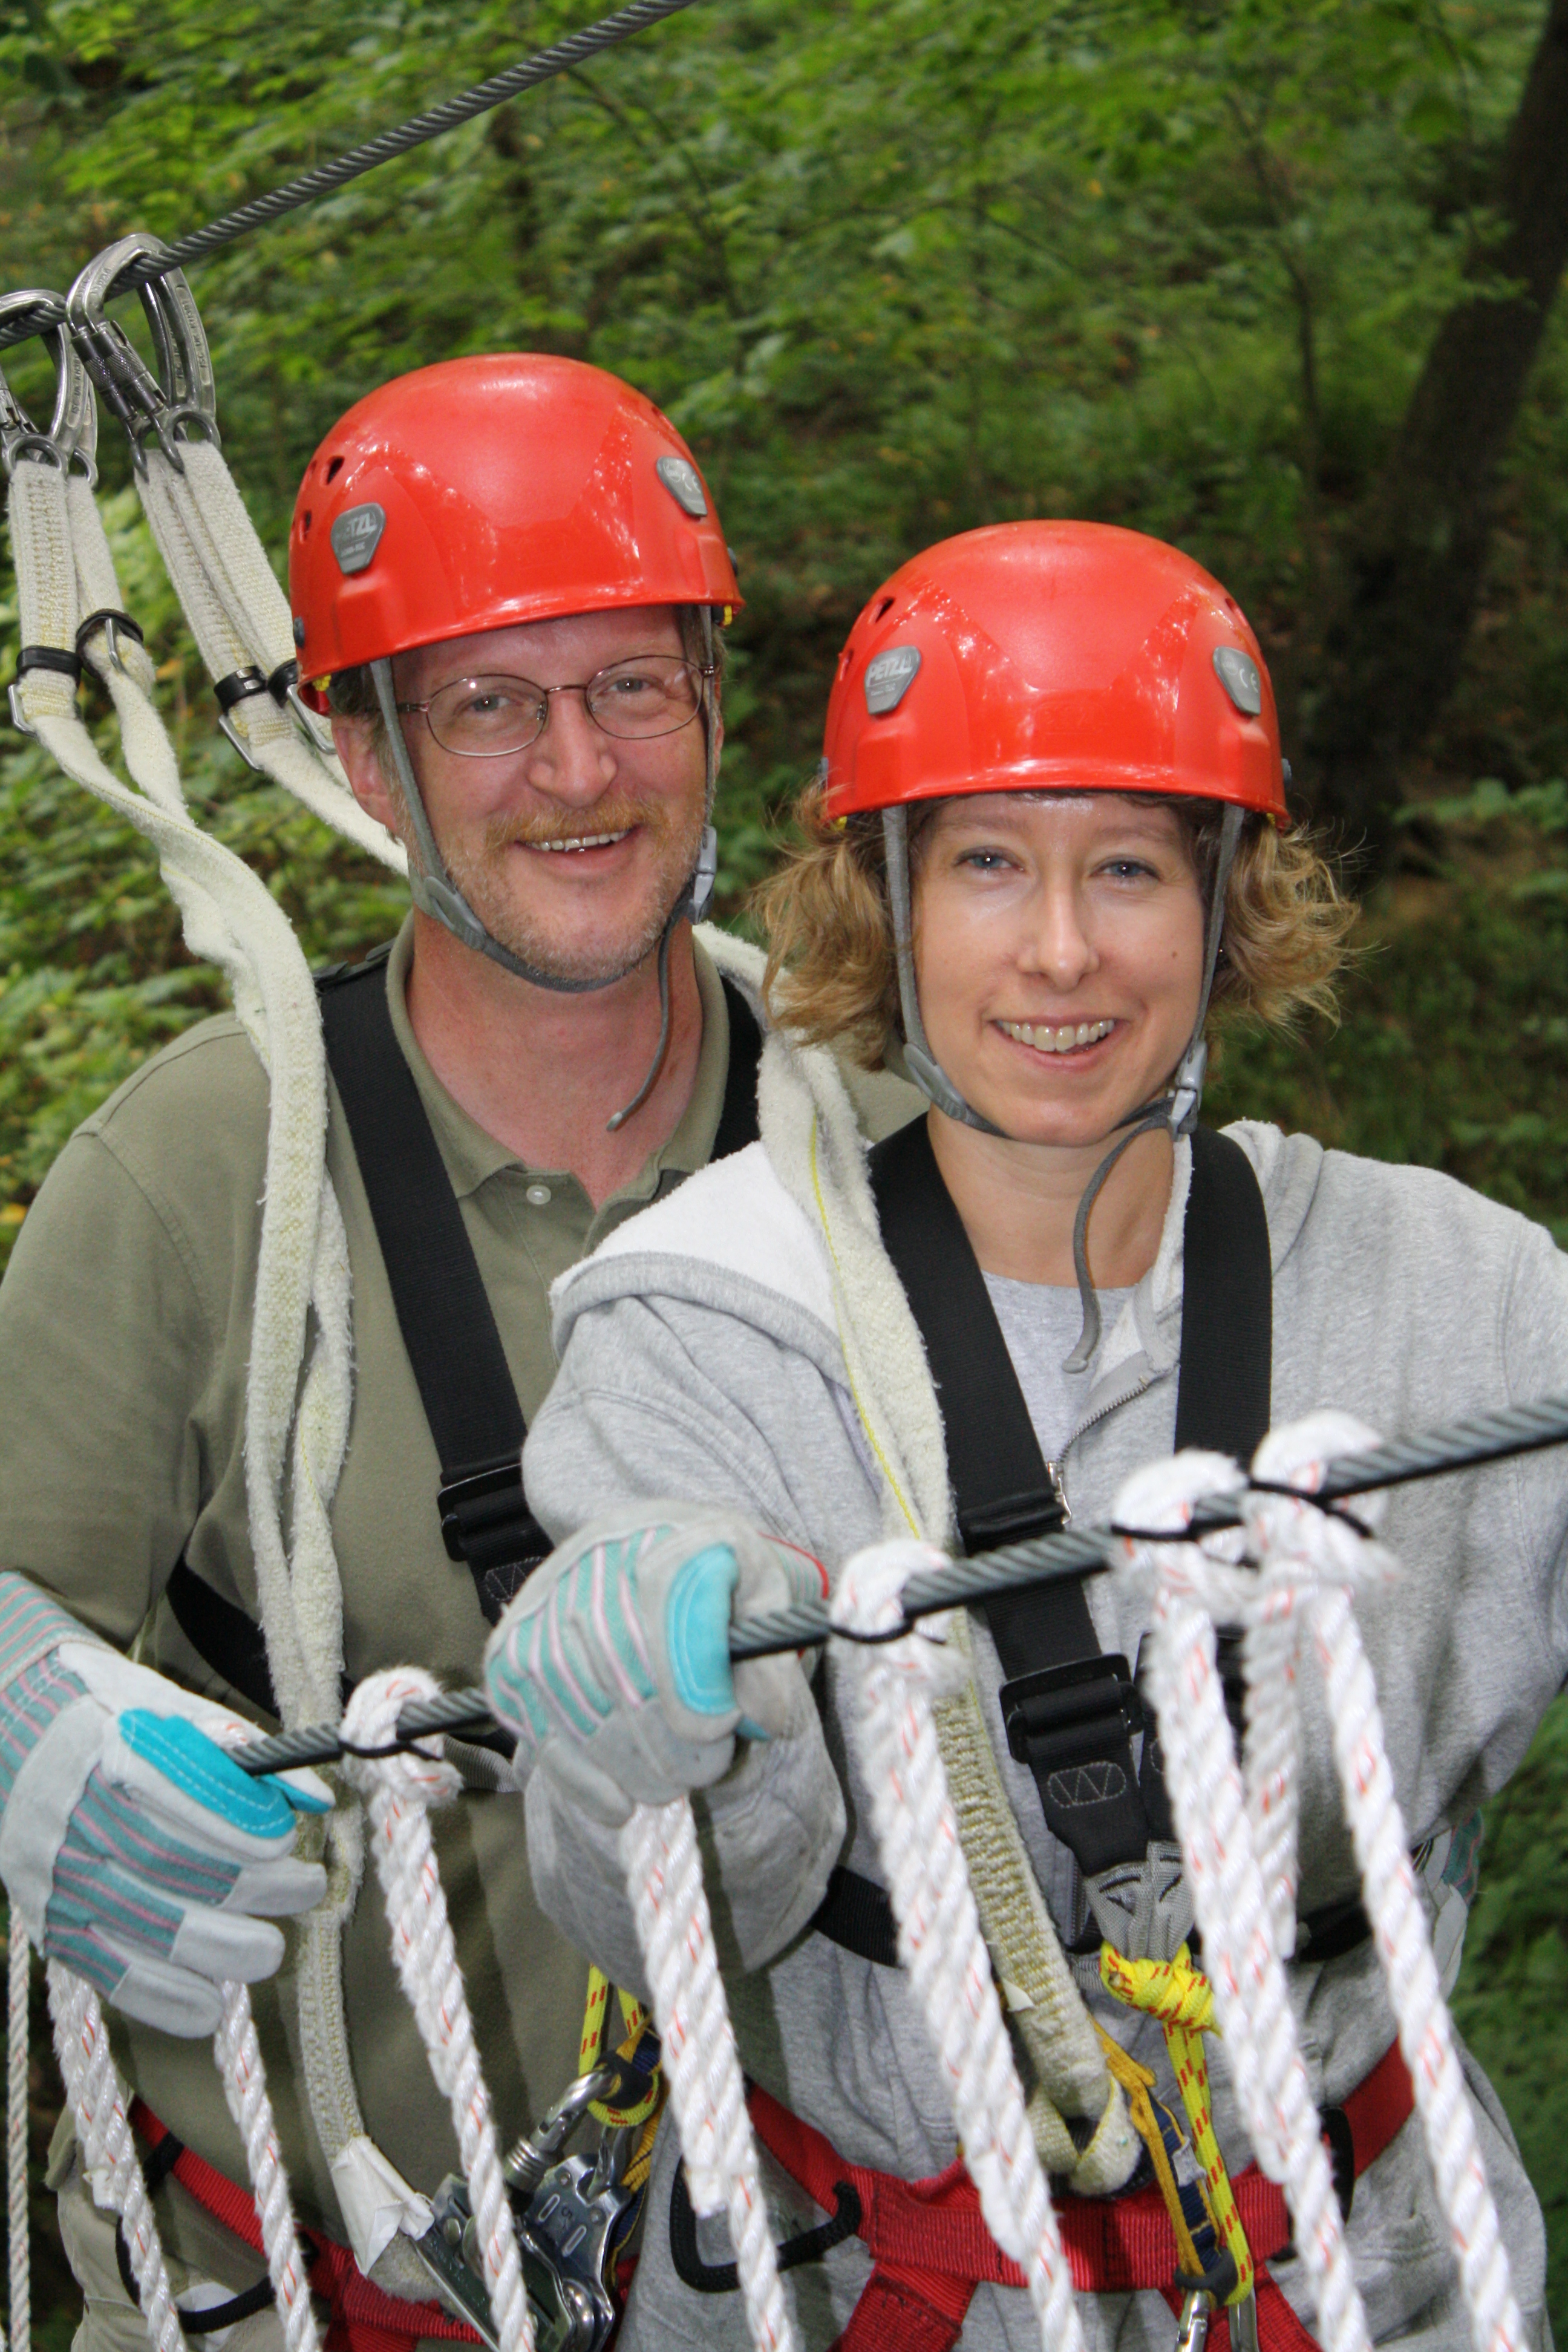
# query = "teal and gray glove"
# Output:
<box><xmin>483</xmin><ymin>1504</ymin><xmax>828</xmax><ymax>1825</ymax></box>
<box><xmin>0</xmin><ymin>1572</ymin><xmax>331</xmax><ymax>2038</ymax></box>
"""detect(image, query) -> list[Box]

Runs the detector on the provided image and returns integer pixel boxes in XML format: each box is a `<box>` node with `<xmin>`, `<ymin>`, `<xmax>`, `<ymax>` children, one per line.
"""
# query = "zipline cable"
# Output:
<box><xmin>229</xmin><ymin>1382</ymin><xmax>1568</xmax><ymax>1776</ymax></box>
<box><xmin>0</xmin><ymin>0</ymin><xmax>700</xmax><ymax>355</ymax></box>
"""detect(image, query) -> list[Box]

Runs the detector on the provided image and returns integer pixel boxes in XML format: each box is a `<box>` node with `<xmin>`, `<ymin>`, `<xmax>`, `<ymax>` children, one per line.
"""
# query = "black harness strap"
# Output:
<box><xmin>866</xmin><ymin>1117</ymin><xmax>1272</xmax><ymax>1879</ymax></box>
<box><xmin>316</xmin><ymin>946</ymin><xmax>543</xmax><ymax>1625</ymax></box>
<box><xmin>165</xmin><ymin>953</ymin><xmax>766</xmax><ymax>1704</ymax></box>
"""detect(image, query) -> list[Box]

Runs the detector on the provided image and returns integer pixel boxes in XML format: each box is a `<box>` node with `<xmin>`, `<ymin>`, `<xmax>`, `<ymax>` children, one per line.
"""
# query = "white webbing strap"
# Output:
<box><xmin>134</xmin><ymin>437</ymin><xmax>405</xmax><ymax>871</ymax></box>
<box><xmin>833</xmin><ymin>1541</ymin><xmax>1087</xmax><ymax>2352</ymax></box>
<box><xmin>10</xmin><ymin>449</ymin><xmax>347</xmax><ymax>2344</ymax></box>
<box><xmin>619</xmin><ymin>1795</ymin><xmax>797</xmax><ymax>2352</ymax></box>
<box><xmin>339</xmin><ymin>1671</ymin><xmax>533</xmax><ymax>2352</ymax></box>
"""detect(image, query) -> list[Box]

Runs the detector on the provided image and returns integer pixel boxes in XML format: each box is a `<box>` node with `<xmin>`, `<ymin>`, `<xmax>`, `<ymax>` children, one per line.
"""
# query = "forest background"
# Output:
<box><xmin>2</xmin><ymin>0</ymin><xmax>1567</xmax><ymax>2336</ymax></box>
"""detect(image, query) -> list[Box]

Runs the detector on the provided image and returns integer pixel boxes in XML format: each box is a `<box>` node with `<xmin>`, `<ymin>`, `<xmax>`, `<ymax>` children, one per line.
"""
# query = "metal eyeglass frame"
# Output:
<box><xmin>393</xmin><ymin>656</ymin><xmax>716</xmax><ymax>758</ymax></box>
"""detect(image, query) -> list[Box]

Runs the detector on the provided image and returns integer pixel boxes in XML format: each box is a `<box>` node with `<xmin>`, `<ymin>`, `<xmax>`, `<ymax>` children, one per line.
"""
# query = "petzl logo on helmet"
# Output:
<box><xmin>864</xmin><ymin>645</ymin><xmax>921</xmax><ymax>716</ymax></box>
<box><xmin>655</xmin><ymin>456</ymin><xmax>707</xmax><ymax>518</ymax></box>
<box><xmin>330</xmin><ymin>503</ymin><xmax>387</xmax><ymax>577</ymax></box>
<box><xmin>1213</xmin><ymin>645</ymin><xmax>1262</xmax><ymax>716</ymax></box>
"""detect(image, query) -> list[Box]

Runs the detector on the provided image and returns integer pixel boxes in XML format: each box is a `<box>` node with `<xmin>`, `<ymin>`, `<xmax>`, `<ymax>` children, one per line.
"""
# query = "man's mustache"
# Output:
<box><xmin>483</xmin><ymin>797</ymin><xmax>671</xmax><ymax>853</ymax></box>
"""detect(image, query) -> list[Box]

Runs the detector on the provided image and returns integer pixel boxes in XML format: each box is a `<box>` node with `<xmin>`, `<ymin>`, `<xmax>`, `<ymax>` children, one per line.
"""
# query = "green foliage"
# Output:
<box><xmin>1450</xmin><ymin>1699</ymin><xmax>1568</xmax><ymax>2331</ymax></box>
<box><xmin>1209</xmin><ymin>782</ymin><xmax>1568</xmax><ymax>1242</ymax></box>
<box><xmin>1</xmin><ymin>0</ymin><xmax>1567</xmax><ymax>2331</ymax></box>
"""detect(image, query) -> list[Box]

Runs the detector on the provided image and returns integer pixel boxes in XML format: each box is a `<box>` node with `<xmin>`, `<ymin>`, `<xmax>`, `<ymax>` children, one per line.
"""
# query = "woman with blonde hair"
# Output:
<box><xmin>481</xmin><ymin>523</ymin><xmax>1564</xmax><ymax>2351</ymax></box>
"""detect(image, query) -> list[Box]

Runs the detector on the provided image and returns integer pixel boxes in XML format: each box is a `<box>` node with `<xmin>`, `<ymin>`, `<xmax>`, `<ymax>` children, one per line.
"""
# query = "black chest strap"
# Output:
<box><xmin>166</xmin><ymin>953</ymin><xmax>765</xmax><ymax>1706</ymax></box>
<box><xmin>867</xmin><ymin>1117</ymin><xmax>1272</xmax><ymax>1878</ymax></box>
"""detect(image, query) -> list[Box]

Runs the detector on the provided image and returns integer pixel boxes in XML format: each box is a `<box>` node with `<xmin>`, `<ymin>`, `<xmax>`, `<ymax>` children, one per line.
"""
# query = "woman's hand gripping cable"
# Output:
<box><xmin>0</xmin><ymin>1572</ymin><xmax>330</xmax><ymax>2037</ymax></box>
<box><xmin>483</xmin><ymin>1506</ymin><xmax>828</xmax><ymax>1825</ymax></box>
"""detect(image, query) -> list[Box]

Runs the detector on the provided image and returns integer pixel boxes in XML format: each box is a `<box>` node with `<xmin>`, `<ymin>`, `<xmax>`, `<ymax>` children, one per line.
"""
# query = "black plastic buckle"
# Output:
<box><xmin>439</xmin><ymin>1454</ymin><xmax>533</xmax><ymax>1563</ymax></box>
<box><xmin>999</xmin><ymin>1652</ymin><xmax>1140</xmax><ymax>1770</ymax></box>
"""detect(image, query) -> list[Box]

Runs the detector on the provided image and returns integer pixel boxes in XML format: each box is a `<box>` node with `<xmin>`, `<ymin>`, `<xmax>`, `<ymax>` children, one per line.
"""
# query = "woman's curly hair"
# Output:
<box><xmin>756</xmin><ymin>783</ymin><xmax>1357</xmax><ymax>1069</ymax></box>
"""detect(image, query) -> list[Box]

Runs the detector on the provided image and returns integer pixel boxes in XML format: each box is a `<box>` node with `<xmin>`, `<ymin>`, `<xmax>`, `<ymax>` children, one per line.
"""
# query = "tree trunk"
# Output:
<box><xmin>1298</xmin><ymin>0</ymin><xmax>1568</xmax><ymax>870</ymax></box>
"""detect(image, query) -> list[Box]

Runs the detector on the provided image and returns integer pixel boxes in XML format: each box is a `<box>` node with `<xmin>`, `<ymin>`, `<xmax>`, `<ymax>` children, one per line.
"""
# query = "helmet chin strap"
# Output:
<box><xmin>370</xmin><ymin>642</ymin><xmax>720</xmax><ymax>1133</ymax></box>
<box><xmin>881</xmin><ymin>798</ymin><xmax>1245</xmax><ymax>1371</ymax></box>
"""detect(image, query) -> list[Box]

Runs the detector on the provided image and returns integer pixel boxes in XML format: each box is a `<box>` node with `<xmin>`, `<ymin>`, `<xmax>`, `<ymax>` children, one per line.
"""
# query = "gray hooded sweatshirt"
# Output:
<box><xmin>521</xmin><ymin>1029</ymin><xmax>1567</xmax><ymax>2352</ymax></box>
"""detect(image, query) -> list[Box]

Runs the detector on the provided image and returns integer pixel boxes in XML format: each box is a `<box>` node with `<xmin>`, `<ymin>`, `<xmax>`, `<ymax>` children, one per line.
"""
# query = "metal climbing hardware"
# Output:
<box><xmin>1</xmin><ymin>294</ymin><xmax>100</xmax><ymax>736</ymax></box>
<box><xmin>0</xmin><ymin>289</ymin><xmax>97</xmax><ymax>479</ymax></box>
<box><xmin>65</xmin><ymin>231</ymin><xmax>218</xmax><ymax>474</ymax></box>
<box><xmin>418</xmin><ymin>2062</ymin><xmax>646</xmax><ymax>2352</ymax></box>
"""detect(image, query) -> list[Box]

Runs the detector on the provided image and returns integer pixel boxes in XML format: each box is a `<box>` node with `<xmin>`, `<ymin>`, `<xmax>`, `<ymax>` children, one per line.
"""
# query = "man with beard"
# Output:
<box><xmin>0</xmin><ymin>354</ymin><xmax>914</xmax><ymax>2352</ymax></box>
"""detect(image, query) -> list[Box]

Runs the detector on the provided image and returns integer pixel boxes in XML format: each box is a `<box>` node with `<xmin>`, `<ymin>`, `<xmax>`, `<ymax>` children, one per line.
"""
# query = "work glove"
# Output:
<box><xmin>483</xmin><ymin>1503</ymin><xmax>828</xmax><ymax>1825</ymax></box>
<box><xmin>0</xmin><ymin>1572</ymin><xmax>332</xmax><ymax>2038</ymax></box>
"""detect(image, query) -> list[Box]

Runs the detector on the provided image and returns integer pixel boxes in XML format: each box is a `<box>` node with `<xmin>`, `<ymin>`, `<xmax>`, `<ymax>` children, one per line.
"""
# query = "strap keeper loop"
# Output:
<box><xmin>214</xmin><ymin>665</ymin><xmax>269</xmax><ymax>714</ymax></box>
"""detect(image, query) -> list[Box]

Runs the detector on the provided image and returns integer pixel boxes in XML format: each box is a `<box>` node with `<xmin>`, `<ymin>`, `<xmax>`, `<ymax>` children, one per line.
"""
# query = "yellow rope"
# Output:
<box><xmin>1099</xmin><ymin>1945</ymin><xmax>1254</xmax><ymax>2301</ymax></box>
<box><xmin>578</xmin><ymin>1965</ymin><xmax>664</xmax><ymax>2137</ymax></box>
<box><xmin>1092</xmin><ymin>2024</ymin><xmax>1206</xmax><ymax>2281</ymax></box>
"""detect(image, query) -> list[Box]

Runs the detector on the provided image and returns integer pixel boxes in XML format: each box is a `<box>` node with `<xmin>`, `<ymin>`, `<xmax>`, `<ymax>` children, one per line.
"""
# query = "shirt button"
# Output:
<box><xmin>524</xmin><ymin>1182</ymin><xmax>553</xmax><ymax>1207</ymax></box>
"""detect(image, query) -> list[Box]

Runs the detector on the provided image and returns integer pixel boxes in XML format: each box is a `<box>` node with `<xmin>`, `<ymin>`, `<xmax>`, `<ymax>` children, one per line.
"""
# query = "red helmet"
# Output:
<box><xmin>289</xmin><ymin>353</ymin><xmax>740</xmax><ymax>708</ymax></box>
<box><xmin>822</xmin><ymin>521</ymin><xmax>1286</xmax><ymax>822</ymax></box>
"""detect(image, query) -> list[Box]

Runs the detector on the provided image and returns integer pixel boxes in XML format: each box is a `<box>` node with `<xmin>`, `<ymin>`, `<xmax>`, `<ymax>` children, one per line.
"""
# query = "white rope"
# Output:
<box><xmin>832</xmin><ymin>1541</ymin><xmax>1086</xmax><ymax>2352</ymax></box>
<box><xmin>7</xmin><ymin>1918</ymin><xmax>28</xmax><ymax>2352</ymax></box>
<box><xmin>339</xmin><ymin>1671</ymin><xmax>532</xmax><ymax>2352</ymax></box>
<box><xmin>1241</xmin><ymin>1417</ymin><xmax>1526</xmax><ymax>2352</ymax></box>
<box><xmin>619</xmin><ymin>1797</ymin><xmax>796</xmax><ymax>2352</ymax></box>
<box><xmin>1116</xmin><ymin>1449</ymin><xmax>1370</xmax><ymax>2352</ymax></box>
<box><xmin>211</xmin><ymin>1978</ymin><xmax>321</xmax><ymax>2352</ymax></box>
<box><xmin>46</xmin><ymin>1966</ymin><xmax>186</xmax><ymax>2352</ymax></box>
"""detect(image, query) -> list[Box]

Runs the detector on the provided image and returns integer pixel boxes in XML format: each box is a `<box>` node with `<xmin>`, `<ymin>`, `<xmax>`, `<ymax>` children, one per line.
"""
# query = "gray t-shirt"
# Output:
<box><xmin>982</xmin><ymin>1273</ymin><xmax>1132</xmax><ymax>1462</ymax></box>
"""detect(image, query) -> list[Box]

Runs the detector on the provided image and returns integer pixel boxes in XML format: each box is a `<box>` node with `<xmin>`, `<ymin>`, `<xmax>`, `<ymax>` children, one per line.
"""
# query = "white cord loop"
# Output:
<box><xmin>8</xmin><ymin>1916</ymin><xmax>31</xmax><ymax>2352</ymax></box>
<box><xmin>832</xmin><ymin>1539</ymin><xmax>1087</xmax><ymax>2352</ymax></box>
<box><xmin>340</xmin><ymin>1671</ymin><xmax>532</xmax><ymax>2352</ymax></box>
<box><xmin>619</xmin><ymin>1796</ymin><xmax>797</xmax><ymax>2352</ymax></box>
<box><xmin>1240</xmin><ymin>1417</ymin><xmax>1526</xmax><ymax>2352</ymax></box>
<box><xmin>47</xmin><ymin>1965</ymin><xmax>186</xmax><ymax>2352</ymax></box>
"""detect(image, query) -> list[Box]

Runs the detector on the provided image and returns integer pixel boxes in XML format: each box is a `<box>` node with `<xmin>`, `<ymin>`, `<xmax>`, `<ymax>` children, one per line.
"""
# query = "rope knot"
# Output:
<box><xmin>1244</xmin><ymin>1412</ymin><xmax>1396</xmax><ymax>1590</ymax></box>
<box><xmin>831</xmin><ymin>1539</ymin><xmax>969</xmax><ymax>1699</ymax></box>
<box><xmin>339</xmin><ymin>1668</ymin><xmax>462</xmax><ymax>1807</ymax></box>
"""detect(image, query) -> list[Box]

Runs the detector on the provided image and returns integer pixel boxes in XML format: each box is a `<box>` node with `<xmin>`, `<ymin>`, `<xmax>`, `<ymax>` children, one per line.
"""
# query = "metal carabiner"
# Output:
<box><xmin>65</xmin><ymin>232</ymin><xmax>218</xmax><ymax>475</ymax></box>
<box><xmin>0</xmin><ymin>290</ymin><xmax>96</xmax><ymax>482</ymax></box>
<box><xmin>503</xmin><ymin>2065</ymin><xmax>618</xmax><ymax>2198</ymax></box>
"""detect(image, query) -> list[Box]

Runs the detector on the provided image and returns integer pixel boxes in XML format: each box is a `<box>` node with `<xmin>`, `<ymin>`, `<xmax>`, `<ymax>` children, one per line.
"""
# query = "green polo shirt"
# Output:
<box><xmin>0</xmin><ymin>918</ymin><xmax>916</xmax><ymax>2251</ymax></box>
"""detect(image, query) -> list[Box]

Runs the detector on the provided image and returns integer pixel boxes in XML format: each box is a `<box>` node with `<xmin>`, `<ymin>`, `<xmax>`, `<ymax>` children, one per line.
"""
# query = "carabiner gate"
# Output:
<box><xmin>0</xmin><ymin>290</ymin><xmax>97</xmax><ymax>482</ymax></box>
<box><xmin>65</xmin><ymin>232</ymin><xmax>218</xmax><ymax>475</ymax></box>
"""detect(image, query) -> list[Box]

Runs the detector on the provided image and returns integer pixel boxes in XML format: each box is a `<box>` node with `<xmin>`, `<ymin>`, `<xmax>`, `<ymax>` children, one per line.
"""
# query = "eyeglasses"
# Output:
<box><xmin>394</xmin><ymin>655</ymin><xmax>713</xmax><ymax>759</ymax></box>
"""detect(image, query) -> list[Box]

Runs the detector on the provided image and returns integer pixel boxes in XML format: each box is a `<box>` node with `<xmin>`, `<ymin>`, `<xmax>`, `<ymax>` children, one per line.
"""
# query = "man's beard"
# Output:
<box><xmin>434</xmin><ymin>791</ymin><xmax>707</xmax><ymax>987</ymax></box>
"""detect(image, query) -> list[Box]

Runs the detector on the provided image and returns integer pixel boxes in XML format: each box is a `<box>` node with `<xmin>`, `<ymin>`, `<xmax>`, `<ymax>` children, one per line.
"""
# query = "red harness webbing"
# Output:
<box><xmin>129</xmin><ymin>2099</ymin><xmax>481</xmax><ymax>2352</ymax></box>
<box><xmin>746</xmin><ymin>2038</ymin><xmax>1416</xmax><ymax>2352</ymax></box>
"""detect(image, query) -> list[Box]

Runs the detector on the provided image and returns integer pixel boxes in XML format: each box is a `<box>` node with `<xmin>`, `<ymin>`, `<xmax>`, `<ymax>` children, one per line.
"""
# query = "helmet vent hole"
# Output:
<box><xmin>301</xmin><ymin>511</ymin><xmax>312</xmax><ymax>535</ymax></box>
<box><xmin>874</xmin><ymin>596</ymin><xmax>895</xmax><ymax>621</ymax></box>
<box><xmin>325</xmin><ymin>456</ymin><xmax>345</xmax><ymax>483</ymax></box>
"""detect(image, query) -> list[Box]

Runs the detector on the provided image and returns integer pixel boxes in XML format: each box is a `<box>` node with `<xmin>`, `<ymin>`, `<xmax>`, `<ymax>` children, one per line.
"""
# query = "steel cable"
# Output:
<box><xmin>227</xmin><ymin>1385</ymin><xmax>1568</xmax><ymax>1776</ymax></box>
<box><xmin>0</xmin><ymin>0</ymin><xmax>699</xmax><ymax>354</ymax></box>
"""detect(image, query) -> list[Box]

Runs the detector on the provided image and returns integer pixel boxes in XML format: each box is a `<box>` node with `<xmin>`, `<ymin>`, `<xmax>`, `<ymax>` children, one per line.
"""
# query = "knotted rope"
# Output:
<box><xmin>339</xmin><ymin>1671</ymin><xmax>532</xmax><ymax>2352</ymax></box>
<box><xmin>619</xmin><ymin>1795</ymin><xmax>797</xmax><ymax>2352</ymax></box>
<box><xmin>1240</xmin><ymin>1416</ymin><xmax>1526</xmax><ymax>2352</ymax></box>
<box><xmin>47</xmin><ymin>1967</ymin><xmax>186</xmax><ymax>2352</ymax></box>
<box><xmin>832</xmin><ymin>1539</ymin><xmax>1086</xmax><ymax>2352</ymax></box>
<box><xmin>7</xmin><ymin>1916</ymin><xmax>30</xmax><ymax>2352</ymax></box>
<box><xmin>1117</xmin><ymin>1412</ymin><xmax>1526</xmax><ymax>2352</ymax></box>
